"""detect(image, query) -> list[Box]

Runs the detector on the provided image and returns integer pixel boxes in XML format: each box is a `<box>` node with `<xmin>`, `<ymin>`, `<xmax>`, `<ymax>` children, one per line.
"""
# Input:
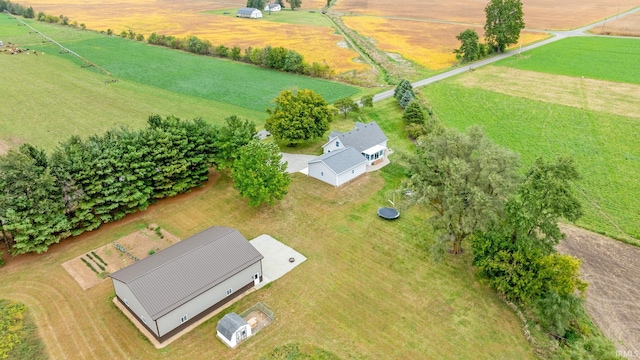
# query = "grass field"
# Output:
<box><xmin>496</xmin><ymin>37</ymin><xmax>640</xmax><ymax>84</ymax></box>
<box><xmin>0</xmin><ymin>161</ymin><xmax>535</xmax><ymax>359</ymax></box>
<box><xmin>0</xmin><ymin>15</ymin><xmax>359</xmax><ymax>149</ymax></box>
<box><xmin>421</xmin><ymin>78</ymin><xmax>640</xmax><ymax>241</ymax></box>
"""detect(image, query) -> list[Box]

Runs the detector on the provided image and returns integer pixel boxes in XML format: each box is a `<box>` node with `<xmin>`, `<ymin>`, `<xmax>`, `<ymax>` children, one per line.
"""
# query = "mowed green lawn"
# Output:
<box><xmin>0</xmin><ymin>15</ymin><xmax>358</xmax><ymax>150</ymax></box>
<box><xmin>421</xmin><ymin>79</ymin><xmax>640</xmax><ymax>241</ymax></box>
<box><xmin>496</xmin><ymin>37</ymin><xmax>640</xmax><ymax>84</ymax></box>
<box><xmin>0</xmin><ymin>168</ymin><xmax>534</xmax><ymax>359</ymax></box>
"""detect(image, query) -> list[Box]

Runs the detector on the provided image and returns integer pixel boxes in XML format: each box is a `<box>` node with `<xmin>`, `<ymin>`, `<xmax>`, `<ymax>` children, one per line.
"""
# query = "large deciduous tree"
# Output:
<box><xmin>285</xmin><ymin>0</ymin><xmax>301</xmax><ymax>10</ymax></box>
<box><xmin>484</xmin><ymin>0</ymin><xmax>525</xmax><ymax>53</ymax></box>
<box><xmin>247</xmin><ymin>0</ymin><xmax>266</xmax><ymax>9</ymax></box>
<box><xmin>333</xmin><ymin>97</ymin><xmax>359</xmax><ymax>118</ymax></box>
<box><xmin>472</xmin><ymin>157</ymin><xmax>585</xmax><ymax>302</ymax></box>
<box><xmin>232</xmin><ymin>141</ymin><xmax>291</xmax><ymax>207</ymax></box>
<box><xmin>404</xmin><ymin>126</ymin><xmax>520</xmax><ymax>254</ymax></box>
<box><xmin>454</xmin><ymin>29</ymin><xmax>485</xmax><ymax>62</ymax></box>
<box><xmin>265</xmin><ymin>89</ymin><xmax>333</xmax><ymax>146</ymax></box>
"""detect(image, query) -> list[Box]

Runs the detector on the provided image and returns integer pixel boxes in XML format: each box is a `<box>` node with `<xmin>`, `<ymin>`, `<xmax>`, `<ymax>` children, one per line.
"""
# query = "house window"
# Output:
<box><xmin>226</xmin><ymin>288</ymin><xmax>233</xmax><ymax>296</ymax></box>
<box><xmin>124</xmin><ymin>298</ymin><xmax>129</xmax><ymax>307</ymax></box>
<box><xmin>180</xmin><ymin>315</ymin><xmax>188</xmax><ymax>323</ymax></box>
<box><xmin>335</xmin><ymin>141</ymin><xmax>340</xmax><ymax>147</ymax></box>
<box><xmin>141</xmin><ymin>315</ymin><xmax>147</xmax><ymax>324</ymax></box>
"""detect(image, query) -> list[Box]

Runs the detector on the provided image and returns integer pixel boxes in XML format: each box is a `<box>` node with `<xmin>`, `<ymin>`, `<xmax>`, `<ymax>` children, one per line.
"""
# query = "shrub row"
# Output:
<box><xmin>147</xmin><ymin>33</ymin><xmax>333</xmax><ymax>78</ymax></box>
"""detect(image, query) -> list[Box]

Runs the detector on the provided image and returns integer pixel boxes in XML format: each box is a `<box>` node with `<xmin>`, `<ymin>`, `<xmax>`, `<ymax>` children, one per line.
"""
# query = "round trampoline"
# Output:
<box><xmin>377</xmin><ymin>207</ymin><xmax>400</xmax><ymax>220</ymax></box>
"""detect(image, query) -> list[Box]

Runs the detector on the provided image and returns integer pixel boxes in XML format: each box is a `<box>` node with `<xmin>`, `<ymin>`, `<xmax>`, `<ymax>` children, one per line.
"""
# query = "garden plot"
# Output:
<box><xmin>61</xmin><ymin>225</ymin><xmax>179</xmax><ymax>290</ymax></box>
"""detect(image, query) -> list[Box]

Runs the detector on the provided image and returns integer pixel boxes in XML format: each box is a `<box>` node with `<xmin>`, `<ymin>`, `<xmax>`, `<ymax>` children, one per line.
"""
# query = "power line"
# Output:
<box><xmin>3</xmin><ymin>10</ymin><xmax>113</xmax><ymax>78</ymax></box>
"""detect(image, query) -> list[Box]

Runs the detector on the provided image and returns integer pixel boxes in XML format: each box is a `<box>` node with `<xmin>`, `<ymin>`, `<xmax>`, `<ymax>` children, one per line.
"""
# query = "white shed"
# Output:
<box><xmin>307</xmin><ymin>147</ymin><xmax>367</xmax><ymax>187</ymax></box>
<box><xmin>110</xmin><ymin>227</ymin><xmax>263</xmax><ymax>343</ymax></box>
<box><xmin>237</xmin><ymin>7</ymin><xmax>263</xmax><ymax>18</ymax></box>
<box><xmin>217</xmin><ymin>312</ymin><xmax>252</xmax><ymax>348</ymax></box>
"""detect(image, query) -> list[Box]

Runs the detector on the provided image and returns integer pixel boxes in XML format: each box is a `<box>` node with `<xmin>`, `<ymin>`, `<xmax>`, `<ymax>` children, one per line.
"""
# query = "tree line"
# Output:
<box><xmin>0</xmin><ymin>115</ymin><xmax>290</xmax><ymax>257</ymax></box>
<box><xmin>147</xmin><ymin>33</ymin><xmax>333</xmax><ymax>78</ymax></box>
<box><xmin>403</xmin><ymin>123</ymin><xmax>620</xmax><ymax>357</ymax></box>
<box><xmin>0</xmin><ymin>0</ymin><xmax>34</xmax><ymax>18</ymax></box>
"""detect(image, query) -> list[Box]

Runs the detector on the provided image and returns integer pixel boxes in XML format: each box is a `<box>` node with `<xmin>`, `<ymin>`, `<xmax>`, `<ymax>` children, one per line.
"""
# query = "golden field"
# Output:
<box><xmin>18</xmin><ymin>0</ymin><xmax>638</xmax><ymax>75</ymax></box>
<box><xmin>20</xmin><ymin>0</ymin><xmax>367</xmax><ymax>73</ymax></box>
<box><xmin>342</xmin><ymin>16</ymin><xmax>548</xmax><ymax>70</ymax></box>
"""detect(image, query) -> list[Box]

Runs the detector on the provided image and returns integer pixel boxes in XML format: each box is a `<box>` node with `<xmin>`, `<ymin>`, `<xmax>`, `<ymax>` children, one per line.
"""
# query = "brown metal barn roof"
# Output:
<box><xmin>110</xmin><ymin>227</ymin><xmax>263</xmax><ymax>320</ymax></box>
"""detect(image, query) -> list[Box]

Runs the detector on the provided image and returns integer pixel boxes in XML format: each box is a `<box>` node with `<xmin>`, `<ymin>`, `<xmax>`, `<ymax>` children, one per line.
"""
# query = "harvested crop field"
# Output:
<box><xmin>455</xmin><ymin>66</ymin><xmax>640</xmax><ymax>119</ymax></box>
<box><xmin>342</xmin><ymin>16</ymin><xmax>548</xmax><ymax>70</ymax></box>
<box><xmin>592</xmin><ymin>11</ymin><xmax>640</xmax><ymax>36</ymax></box>
<box><xmin>334</xmin><ymin>0</ymin><xmax>639</xmax><ymax>30</ymax></box>
<box><xmin>557</xmin><ymin>224</ymin><xmax>640</xmax><ymax>355</ymax></box>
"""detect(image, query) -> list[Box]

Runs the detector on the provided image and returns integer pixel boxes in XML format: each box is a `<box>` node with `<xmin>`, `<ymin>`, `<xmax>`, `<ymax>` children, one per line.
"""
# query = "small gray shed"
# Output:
<box><xmin>110</xmin><ymin>227</ymin><xmax>263</xmax><ymax>343</ymax></box>
<box><xmin>217</xmin><ymin>312</ymin><xmax>252</xmax><ymax>348</ymax></box>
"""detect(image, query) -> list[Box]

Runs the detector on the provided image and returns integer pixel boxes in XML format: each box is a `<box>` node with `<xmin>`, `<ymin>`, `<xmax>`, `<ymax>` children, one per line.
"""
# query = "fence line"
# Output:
<box><xmin>3</xmin><ymin>10</ymin><xmax>113</xmax><ymax>77</ymax></box>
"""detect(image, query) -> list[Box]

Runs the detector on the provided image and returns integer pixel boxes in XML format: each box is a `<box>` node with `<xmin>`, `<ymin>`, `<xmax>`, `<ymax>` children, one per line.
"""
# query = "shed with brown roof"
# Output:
<box><xmin>110</xmin><ymin>226</ymin><xmax>263</xmax><ymax>343</ymax></box>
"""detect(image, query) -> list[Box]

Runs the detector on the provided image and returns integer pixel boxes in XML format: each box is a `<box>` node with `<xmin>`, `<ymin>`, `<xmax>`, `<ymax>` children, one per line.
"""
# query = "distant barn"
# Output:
<box><xmin>237</xmin><ymin>7</ymin><xmax>263</xmax><ymax>19</ymax></box>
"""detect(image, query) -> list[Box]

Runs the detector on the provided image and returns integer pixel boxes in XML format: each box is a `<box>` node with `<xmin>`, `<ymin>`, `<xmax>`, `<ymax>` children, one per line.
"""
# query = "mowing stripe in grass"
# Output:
<box><xmin>496</xmin><ymin>37</ymin><xmax>640</xmax><ymax>85</ymax></box>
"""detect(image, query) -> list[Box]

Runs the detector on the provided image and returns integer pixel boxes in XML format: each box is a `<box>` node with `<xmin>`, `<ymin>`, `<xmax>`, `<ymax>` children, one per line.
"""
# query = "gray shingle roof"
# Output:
<box><xmin>326</xmin><ymin>122</ymin><xmax>388</xmax><ymax>152</ymax></box>
<box><xmin>308</xmin><ymin>147</ymin><xmax>366</xmax><ymax>174</ymax></box>
<box><xmin>237</xmin><ymin>7</ymin><xmax>258</xmax><ymax>15</ymax></box>
<box><xmin>110</xmin><ymin>227</ymin><xmax>263</xmax><ymax>320</ymax></box>
<box><xmin>217</xmin><ymin>312</ymin><xmax>247</xmax><ymax>340</ymax></box>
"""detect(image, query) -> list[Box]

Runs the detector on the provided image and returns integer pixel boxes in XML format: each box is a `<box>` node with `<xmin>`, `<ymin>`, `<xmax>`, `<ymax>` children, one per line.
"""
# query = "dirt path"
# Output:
<box><xmin>557</xmin><ymin>224</ymin><xmax>640</xmax><ymax>355</ymax></box>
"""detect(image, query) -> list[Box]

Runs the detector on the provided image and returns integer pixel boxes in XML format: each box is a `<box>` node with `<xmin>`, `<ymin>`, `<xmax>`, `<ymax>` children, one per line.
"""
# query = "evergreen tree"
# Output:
<box><xmin>402</xmin><ymin>101</ymin><xmax>426</xmax><ymax>125</ymax></box>
<box><xmin>0</xmin><ymin>145</ymin><xmax>69</xmax><ymax>254</ymax></box>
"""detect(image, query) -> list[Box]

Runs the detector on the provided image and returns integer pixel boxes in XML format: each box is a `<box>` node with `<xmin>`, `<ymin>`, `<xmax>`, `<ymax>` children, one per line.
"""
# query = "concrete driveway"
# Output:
<box><xmin>250</xmin><ymin>235</ymin><xmax>307</xmax><ymax>289</ymax></box>
<box><xmin>280</xmin><ymin>152</ymin><xmax>316</xmax><ymax>174</ymax></box>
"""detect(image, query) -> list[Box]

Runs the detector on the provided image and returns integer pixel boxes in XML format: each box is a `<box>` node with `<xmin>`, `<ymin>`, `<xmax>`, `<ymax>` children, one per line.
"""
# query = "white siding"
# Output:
<box><xmin>217</xmin><ymin>324</ymin><xmax>252</xmax><ymax>348</ymax></box>
<box><xmin>155</xmin><ymin>261</ymin><xmax>262</xmax><ymax>337</ymax></box>
<box><xmin>113</xmin><ymin>279</ymin><xmax>158</xmax><ymax>337</ymax></box>
<box><xmin>322</xmin><ymin>137</ymin><xmax>345</xmax><ymax>154</ymax></box>
<box><xmin>308</xmin><ymin>162</ymin><xmax>337</xmax><ymax>186</ymax></box>
<box><xmin>335</xmin><ymin>162</ymin><xmax>367</xmax><ymax>186</ymax></box>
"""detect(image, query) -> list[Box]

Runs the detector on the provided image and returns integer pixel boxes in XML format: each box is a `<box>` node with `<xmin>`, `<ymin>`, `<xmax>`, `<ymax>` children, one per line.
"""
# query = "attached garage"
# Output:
<box><xmin>307</xmin><ymin>147</ymin><xmax>367</xmax><ymax>187</ymax></box>
<box><xmin>110</xmin><ymin>227</ymin><xmax>263</xmax><ymax>343</ymax></box>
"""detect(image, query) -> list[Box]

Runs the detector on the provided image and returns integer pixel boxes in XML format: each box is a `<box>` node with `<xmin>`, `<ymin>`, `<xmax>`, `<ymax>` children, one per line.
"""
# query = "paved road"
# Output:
<box><xmin>372</xmin><ymin>6</ymin><xmax>640</xmax><ymax>103</ymax></box>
